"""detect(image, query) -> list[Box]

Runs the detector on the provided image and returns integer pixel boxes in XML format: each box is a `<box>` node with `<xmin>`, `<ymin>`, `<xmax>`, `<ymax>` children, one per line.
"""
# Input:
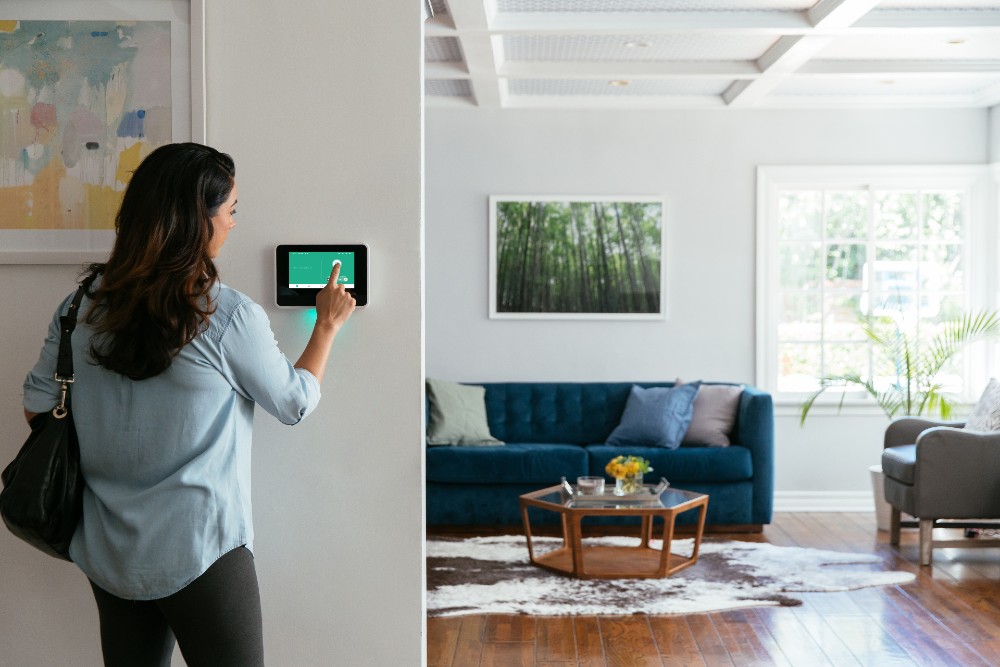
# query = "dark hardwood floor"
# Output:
<box><xmin>427</xmin><ymin>512</ymin><xmax>1000</xmax><ymax>666</ymax></box>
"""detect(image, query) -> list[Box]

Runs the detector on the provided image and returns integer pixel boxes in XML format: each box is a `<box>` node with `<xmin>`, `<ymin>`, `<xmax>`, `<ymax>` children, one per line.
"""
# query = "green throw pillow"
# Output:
<box><xmin>426</xmin><ymin>379</ymin><xmax>504</xmax><ymax>446</ymax></box>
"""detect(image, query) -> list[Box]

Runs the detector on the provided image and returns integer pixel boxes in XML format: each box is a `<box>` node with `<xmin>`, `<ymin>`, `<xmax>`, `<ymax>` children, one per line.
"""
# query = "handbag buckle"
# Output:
<box><xmin>52</xmin><ymin>377</ymin><xmax>72</xmax><ymax>420</ymax></box>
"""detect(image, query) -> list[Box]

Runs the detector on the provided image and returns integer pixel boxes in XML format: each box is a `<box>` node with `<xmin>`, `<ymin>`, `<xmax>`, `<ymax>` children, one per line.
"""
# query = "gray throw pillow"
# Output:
<box><xmin>426</xmin><ymin>379</ymin><xmax>504</xmax><ymax>446</ymax></box>
<box><xmin>682</xmin><ymin>384</ymin><xmax>743</xmax><ymax>447</ymax></box>
<box><xmin>965</xmin><ymin>378</ymin><xmax>1000</xmax><ymax>432</ymax></box>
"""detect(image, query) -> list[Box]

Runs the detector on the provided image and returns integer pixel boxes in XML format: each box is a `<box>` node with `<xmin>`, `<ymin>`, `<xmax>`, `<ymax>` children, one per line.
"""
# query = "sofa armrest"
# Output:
<box><xmin>735</xmin><ymin>386</ymin><xmax>774</xmax><ymax>524</ymax></box>
<box><xmin>913</xmin><ymin>427</ymin><xmax>1000</xmax><ymax>518</ymax></box>
<box><xmin>884</xmin><ymin>416</ymin><xmax>965</xmax><ymax>449</ymax></box>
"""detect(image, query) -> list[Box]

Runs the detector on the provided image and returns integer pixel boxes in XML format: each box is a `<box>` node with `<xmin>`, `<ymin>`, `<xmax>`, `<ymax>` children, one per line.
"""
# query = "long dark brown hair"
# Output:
<box><xmin>84</xmin><ymin>142</ymin><xmax>236</xmax><ymax>380</ymax></box>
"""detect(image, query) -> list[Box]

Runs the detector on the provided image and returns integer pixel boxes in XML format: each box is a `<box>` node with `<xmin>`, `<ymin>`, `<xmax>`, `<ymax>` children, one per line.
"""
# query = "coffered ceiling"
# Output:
<box><xmin>423</xmin><ymin>0</ymin><xmax>1000</xmax><ymax>109</ymax></box>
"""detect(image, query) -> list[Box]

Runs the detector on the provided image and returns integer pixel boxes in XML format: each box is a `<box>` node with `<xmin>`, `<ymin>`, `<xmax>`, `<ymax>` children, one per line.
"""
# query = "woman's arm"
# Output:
<box><xmin>24</xmin><ymin>409</ymin><xmax>39</xmax><ymax>423</ymax></box>
<box><xmin>293</xmin><ymin>262</ymin><xmax>356</xmax><ymax>383</ymax></box>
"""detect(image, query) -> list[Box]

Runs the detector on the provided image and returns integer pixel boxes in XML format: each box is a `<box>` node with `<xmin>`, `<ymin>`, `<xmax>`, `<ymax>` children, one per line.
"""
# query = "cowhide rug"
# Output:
<box><xmin>426</xmin><ymin>535</ymin><xmax>914</xmax><ymax>617</ymax></box>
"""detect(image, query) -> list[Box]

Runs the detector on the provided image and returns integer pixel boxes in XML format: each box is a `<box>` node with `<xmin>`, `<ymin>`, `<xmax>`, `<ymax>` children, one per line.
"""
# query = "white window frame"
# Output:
<box><xmin>756</xmin><ymin>165</ymin><xmax>996</xmax><ymax>412</ymax></box>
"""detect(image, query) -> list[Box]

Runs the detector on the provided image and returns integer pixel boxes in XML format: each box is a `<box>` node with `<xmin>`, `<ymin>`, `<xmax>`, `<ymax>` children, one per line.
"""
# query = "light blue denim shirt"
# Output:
<box><xmin>23</xmin><ymin>281</ymin><xmax>320</xmax><ymax>600</ymax></box>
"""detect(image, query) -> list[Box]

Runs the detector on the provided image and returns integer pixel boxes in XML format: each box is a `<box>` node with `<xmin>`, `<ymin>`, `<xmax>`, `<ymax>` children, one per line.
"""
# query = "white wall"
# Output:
<box><xmin>425</xmin><ymin>107</ymin><xmax>988</xmax><ymax>500</ymax></box>
<box><xmin>990</xmin><ymin>105</ymin><xmax>1000</xmax><ymax>162</ymax></box>
<box><xmin>0</xmin><ymin>2</ymin><xmax>424</xmax><ymax>665</ymax></box>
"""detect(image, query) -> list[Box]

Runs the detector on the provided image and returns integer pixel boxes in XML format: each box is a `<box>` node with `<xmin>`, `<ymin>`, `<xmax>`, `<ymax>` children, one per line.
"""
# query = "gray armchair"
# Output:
<box><xmin>882</xmin><ymin>417</ymin><xmax>1000</xmax><ymax>565</ymax></box>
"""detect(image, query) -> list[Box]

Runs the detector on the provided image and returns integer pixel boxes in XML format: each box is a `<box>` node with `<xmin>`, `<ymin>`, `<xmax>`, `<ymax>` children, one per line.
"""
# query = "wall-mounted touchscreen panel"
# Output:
<box><xmin>276</xmin><ymin>244</ymin><xmax>369</xmax><ymax>307</ymax></box>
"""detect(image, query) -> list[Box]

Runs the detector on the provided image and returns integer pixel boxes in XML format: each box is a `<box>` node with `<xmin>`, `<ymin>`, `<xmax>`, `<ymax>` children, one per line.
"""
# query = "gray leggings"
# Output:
<box><xmin>88</xmin><ymin>546</ymin><xmax>264</xmax><ymax>667</ymax></box>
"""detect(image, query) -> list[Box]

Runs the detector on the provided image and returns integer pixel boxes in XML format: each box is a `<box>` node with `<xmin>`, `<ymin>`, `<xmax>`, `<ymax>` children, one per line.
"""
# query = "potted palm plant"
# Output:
<box><xmin>798</xmin><ymin>308</ymin><xmax>1000</xmax><ymax>529</ymax></box>
<box><xmin>799</xmin><ymin>309</ymin><xmax>1000</xmax><ymax>424</ymax></box>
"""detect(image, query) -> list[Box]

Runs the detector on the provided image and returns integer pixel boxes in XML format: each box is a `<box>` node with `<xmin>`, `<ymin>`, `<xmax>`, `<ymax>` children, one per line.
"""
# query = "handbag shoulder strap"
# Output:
<box><xmin>55</xmin><ymin>274</ymin><xmax>97</xmax><ymax>383</ymax></box>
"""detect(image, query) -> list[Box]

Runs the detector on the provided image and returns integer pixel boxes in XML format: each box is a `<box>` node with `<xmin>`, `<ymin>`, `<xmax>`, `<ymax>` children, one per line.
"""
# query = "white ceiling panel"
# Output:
<box><xmin>426</xmin><ymin>79</ymin><xmax>473</xmax><ymax>96</ymax></box>
<box><xmin>774</xmin><ymin>75</ymin><xmax>1000</xmax><ymax>95</ymax></box>
<box><xmin>424</xmin><ymin>0</ymin><xmax>1000</xmax><ymax>109</ymax></box>
<box><xmin>507</xmin><ymin>78</ymin><xmax>732</xmax><ymax>95</ymax></box>
<box><xmin>496</xmin><ymin>0</ymin><xmax>815</xmax><ymax>11</ymax></box>
<box><xmin>502</xmin><ymin>34</ymin><xmax>778</xmax><ymax>62</ymax></box>
<box><xmin>816</xmin><ymin>34</ymin><xmax>1000</xmax><ymax>60</ymax></box>
<box><xmin>426</xmin><ymin>36</ymin><xmax>464</xmax><ymax>62</ymax></box>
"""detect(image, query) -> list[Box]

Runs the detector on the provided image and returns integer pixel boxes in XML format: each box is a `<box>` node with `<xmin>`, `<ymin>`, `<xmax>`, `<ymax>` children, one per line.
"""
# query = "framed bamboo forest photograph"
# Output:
<box><xmin>489</xmin><ymin>196</ymin><xmax>666</xmax><ymax>320</ymax></box>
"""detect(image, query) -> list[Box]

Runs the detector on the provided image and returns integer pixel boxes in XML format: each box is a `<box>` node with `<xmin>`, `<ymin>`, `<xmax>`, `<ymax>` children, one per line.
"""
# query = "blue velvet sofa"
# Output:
<box><xmin>426</xmin><ymin>382</ymin><xmax>774</xmax><ymax>529</ymax></box>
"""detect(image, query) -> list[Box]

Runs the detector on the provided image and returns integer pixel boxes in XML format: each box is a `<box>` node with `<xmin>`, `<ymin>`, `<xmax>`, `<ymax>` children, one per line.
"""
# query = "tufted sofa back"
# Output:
<box><xmin>480</xmin><ymin>382</ymin><xmax>676</xmax><ymax>444</ymax></box>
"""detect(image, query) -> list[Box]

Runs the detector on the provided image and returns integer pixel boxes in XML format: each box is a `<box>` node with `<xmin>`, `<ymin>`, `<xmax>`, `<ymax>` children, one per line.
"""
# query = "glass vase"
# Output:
<box><xmin>615</xmin><ymin>472</ymin><xmax>643</xmax><ymax>496</ymax></box>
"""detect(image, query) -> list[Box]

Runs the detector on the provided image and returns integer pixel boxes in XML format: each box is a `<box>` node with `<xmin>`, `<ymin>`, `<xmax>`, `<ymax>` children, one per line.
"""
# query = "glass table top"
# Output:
<box><xmin>529</xmin><ymin>485</ymin><xmax>706</xmax><ymax>511</ymax></box>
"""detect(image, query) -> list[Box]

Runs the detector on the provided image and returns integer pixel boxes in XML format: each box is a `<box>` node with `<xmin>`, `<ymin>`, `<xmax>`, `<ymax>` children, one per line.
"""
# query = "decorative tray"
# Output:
<box><xmin>560</xmin><ymin>477</ymin><xmax>669</xmax><ymax>506</ymax></box>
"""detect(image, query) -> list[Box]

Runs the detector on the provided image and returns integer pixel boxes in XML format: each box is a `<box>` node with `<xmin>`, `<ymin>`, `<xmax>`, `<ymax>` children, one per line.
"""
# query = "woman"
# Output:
<box><xmin>22</xmin><ymin>142</ymin><xmax>355</xmax><ymax>666</ymax></box>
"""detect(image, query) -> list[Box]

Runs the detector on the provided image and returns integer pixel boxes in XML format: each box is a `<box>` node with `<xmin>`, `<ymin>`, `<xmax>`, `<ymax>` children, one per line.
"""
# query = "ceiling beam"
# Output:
<box><xmin>724</xmin><ymin>0</ymin><xmax>881</xmax><ymax>107</ymax></box>
<box><xmin>447</xmin><ymin>0</ymin><xmax>503</xmax><ymax>108</ymax></box>
<box><xmin>808</xmin><ymin>0</ymin><xmax>882</xmax><ymax>29</ymax></box>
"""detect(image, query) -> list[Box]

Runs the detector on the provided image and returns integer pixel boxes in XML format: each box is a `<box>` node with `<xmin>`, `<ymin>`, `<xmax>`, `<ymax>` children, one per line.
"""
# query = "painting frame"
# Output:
<box><xmin>489</xmin><ymin>195</ymin><xmax>668</xmax><ymax>321</ymax></box>
<box><xmin>0</xmin><ymin>0</ymin><xmax>206</xmax><ymax>264</ymax></box>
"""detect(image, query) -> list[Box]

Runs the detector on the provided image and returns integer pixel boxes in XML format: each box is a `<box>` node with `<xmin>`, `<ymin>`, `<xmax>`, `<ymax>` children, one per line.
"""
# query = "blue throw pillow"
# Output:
<box><xmin>606</xmin><ymin>382</ymin><xmax>702</xmax><ymax>449</ymax></box>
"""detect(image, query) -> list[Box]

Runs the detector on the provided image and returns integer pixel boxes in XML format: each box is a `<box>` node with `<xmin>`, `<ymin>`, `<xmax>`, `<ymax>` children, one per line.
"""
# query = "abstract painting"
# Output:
<box><xmin>0</xmin><ymin>19</ymin><xmax>172</xmax><ymax>254</ymax></box>
<box><xmin>489</xmin><ymin>196</ymin><xmax>666</xmax><ymax>319</ymax></box>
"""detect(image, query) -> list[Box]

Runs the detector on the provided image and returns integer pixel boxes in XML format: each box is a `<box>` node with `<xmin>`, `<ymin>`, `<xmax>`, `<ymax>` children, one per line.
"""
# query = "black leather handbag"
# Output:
<box><xmin>1</xmin><ymin>280</ymin><xmax>90</xmax><ymax>560</ymax></box>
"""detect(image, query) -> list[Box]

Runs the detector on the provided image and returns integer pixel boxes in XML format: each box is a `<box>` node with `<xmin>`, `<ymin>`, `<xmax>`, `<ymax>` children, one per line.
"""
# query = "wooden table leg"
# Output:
<box><xmin>690</xmin><ymin>499</ymin><xmax>708</xmax><ymax>562</ymax></box>
<box><xmin>520</xmin><ymin>502</ymin><xmax>536</xmax><ymax>564</ymax></box>
<box><xmin>640</xmin><ymin>515</ymin><xmax>652</xmax><ymax>548</ymax></box>
<box><xmin>656</xmin><ymin>512</ymin><xmax>676</xmax><ymax>577</ymax></box>
<box><xmin>566</xmin><ymin>515</ymin><xmax>585</xmax><ymax>577</ymax></box>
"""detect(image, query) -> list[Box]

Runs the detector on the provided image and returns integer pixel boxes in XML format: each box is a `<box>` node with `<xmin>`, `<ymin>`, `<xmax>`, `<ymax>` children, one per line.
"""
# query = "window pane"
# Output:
<box><xmin>921</xmin><ymin>244</ymin><xmax>963</xmax><ymax>291</ymax></box>
<box><xmin>825</xmin><ymin>190</ymin><xmax>867</xmax><ymax>239</ymax></box>
<box><xmin>923</xmin><ymin>191</ymin><xmax>963</xmax><ymax>241</ymax></box>
<box><xmin>825</xmin><ymin>294</ymin><xmax>865</xmax><ymax>341</ymax></box>
<box><xmin>825</xmin><ymin>243</ymin><xmax>865</xmax><ymax>288</ymax></box>
<box><xmin>778</xmin><ymin>343</ymin><xmax>821</xmax><ymax>392</ymax></box>
<box><xmin>824</xmin><ymin>342</ymin><xmax>869</xmax><ymax>377</ymax></box>
<box><xmin>779</xmin><ymin>191</ymin><xmax>822</xmax><ymax>241</ymax></box>
<box><xmin>875</xmin><ymin>191</ymin><xmax>917</xmax><ymax>241</ymax></box>
<box><xmin>927</xmin><ymin>294</ymin><xmax>967</xmax><ymax>323</ymax></box>
<box><xmin>779</xmin><ymin>293</ymin><xmax>822</xmax><ymax>341</ymax></box>
<box><xmin>864</xmin><ymin>256</ymin><xmax>917</xmax><ymax>318</ymax></box>
<box><xmin>780</xmin><ymin>243</ymin><xmax>822</xmax><ymax>289</ymax></box>
<box><xmin>874</xmin><ymin>245</ymin><xmax>917</xmax><ymax>265</ymax></box>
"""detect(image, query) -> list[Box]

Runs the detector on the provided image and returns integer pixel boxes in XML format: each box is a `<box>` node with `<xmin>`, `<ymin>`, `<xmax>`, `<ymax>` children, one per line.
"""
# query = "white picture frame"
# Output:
<box><xmin>0</xmin><ymin>0</ymin><xmax>205</xmax><ymax>264</ymax></box>
<box><xmin>489</xmin><ymin>195</ymin><xmax>667</xmax><ymax>320</ymax></box>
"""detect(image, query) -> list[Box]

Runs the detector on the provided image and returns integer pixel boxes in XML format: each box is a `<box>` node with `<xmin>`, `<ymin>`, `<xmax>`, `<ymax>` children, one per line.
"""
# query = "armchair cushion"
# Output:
<box><xmin>966</xmin><ymin>378</ymin><xmax>1000</xmax><ymax>432</ymax></box>
<box><xmin>881</xmin><ymin>445</ymin><xmax>916</xmax><ymax>485</ymax></box>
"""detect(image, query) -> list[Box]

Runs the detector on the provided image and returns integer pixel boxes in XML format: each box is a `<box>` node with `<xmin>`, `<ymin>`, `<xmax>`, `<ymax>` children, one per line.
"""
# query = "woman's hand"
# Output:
<box><xmin>314</xmin><ymin>262</ymin><xmax>356</xmax><ymax>333</ymax></box>
<box><xmin>294</xmin><ymin>262</ymin><xmax>356</xmax><ymax>382</ymax></box>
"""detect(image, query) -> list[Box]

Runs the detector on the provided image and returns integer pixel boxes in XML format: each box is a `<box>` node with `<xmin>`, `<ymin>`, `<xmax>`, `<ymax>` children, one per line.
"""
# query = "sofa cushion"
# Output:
<box><xmin>586</xmin><ymin>445</ymin><xmax>752</xmax><ymax>483</ymax></box>
<box><xmin>881</xmin><ymin>445</ymin><xmax>916</xmax><ymax>485</ymax></box>
<box><xmin>606</xmin><ymin>383</ymin><xmax>701</xmax><ymax>449</ymax></box>
<box><xmin>426</xmin><ymin>379</ymin><xmax>504</xmax><ymax>446</ymax></box>
<box><xmin>681</xmin><ymin>383</ymin><xmax>743</xmax><ymax>447</ymax></box>
<box><xmin>426</xmin><ymin>443</ymin><xmax>589</xmax><ymax>484</ymax></box>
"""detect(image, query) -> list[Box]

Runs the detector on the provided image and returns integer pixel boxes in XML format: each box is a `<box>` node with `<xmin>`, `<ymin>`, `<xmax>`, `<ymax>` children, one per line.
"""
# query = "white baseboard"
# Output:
<box><xmin>774</xmin><ymin>491</ymin><xmax>874</xmax><ymax>513</ymax></box>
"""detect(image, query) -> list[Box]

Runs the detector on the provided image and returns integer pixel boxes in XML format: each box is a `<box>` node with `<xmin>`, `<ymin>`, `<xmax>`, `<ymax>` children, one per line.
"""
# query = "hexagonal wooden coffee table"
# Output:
<box><xmin>518</xmin><ymin>484</ymin><xmax>708</xmax><ymax>579</ymax></box>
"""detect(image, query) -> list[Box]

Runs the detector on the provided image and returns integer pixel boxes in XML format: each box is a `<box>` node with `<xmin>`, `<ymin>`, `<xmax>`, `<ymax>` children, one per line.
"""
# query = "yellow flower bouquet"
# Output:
<box><xmin>605</xmin><ymin>455</ymin><xmax>653</xmax><ymax>495</ymax></box>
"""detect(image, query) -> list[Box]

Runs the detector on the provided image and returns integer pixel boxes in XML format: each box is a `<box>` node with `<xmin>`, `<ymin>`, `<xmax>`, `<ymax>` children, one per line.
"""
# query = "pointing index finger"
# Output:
<box><xmin>329</xmin><ymin>260</ymin><xmax>342</xmax><ymax>285</ymax></box>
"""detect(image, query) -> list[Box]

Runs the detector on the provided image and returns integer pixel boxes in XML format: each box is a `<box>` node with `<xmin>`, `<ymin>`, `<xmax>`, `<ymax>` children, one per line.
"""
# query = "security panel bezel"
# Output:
<box><xmin>276</xmin><ymin>244</ymin><xmax>369</xmax><ymax>307</ymax></box>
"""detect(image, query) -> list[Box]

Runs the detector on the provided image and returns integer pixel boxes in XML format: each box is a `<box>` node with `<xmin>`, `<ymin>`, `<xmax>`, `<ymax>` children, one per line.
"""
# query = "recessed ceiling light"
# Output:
<box><xmin>879</xmin><ymin>80</ymin><xmax>896</xmax><ymax>85</ymax></box>
<box><xmin>609</xmin><ymin>80</ymin><xmax>630</xmax><ymax>87</ymax></box>
<box><xmin>624</xmin><ymin>41</ymin><xmax>649</xmax><ymax>48</ymax></box>
<box><xmin>946</xmin><ymin>38</ymin><xmax>967</xmax><ymax>46</ymax></box>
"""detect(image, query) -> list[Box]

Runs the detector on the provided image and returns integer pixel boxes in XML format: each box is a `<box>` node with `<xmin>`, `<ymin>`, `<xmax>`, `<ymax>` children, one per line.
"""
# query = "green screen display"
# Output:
<box><xmin>288</xmin><ymin>251</ymin><xmax>355</xmax><ymax>288</ymax></box>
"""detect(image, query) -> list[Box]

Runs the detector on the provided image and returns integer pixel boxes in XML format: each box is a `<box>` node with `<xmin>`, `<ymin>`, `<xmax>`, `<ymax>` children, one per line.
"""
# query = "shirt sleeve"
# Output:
<box><xmin>23</xmin><ymin>293</ymin><xmax>76</xmax><ymax>414</ymax></box>
<box><xmin>219</xmin><ymin>299</ymin><xmax>321</xmax><ymax>425</ymax></box>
